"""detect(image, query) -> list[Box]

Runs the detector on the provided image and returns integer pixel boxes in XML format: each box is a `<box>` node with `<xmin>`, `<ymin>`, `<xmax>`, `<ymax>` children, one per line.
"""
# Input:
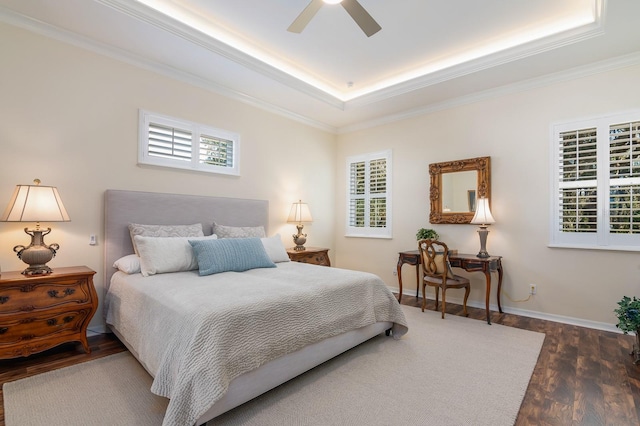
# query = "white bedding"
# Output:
<box><xmin>106</xmin><ymin>261</ymin><xmax>408</xmax><ymax>426</ymax></box>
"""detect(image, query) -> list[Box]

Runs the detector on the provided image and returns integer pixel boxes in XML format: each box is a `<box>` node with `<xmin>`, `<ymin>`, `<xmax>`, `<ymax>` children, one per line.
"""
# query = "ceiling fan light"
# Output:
<box><xmin>323</xmin><ymin>0</ymin><xmax>343</xmax><ymax>4</ymax></box>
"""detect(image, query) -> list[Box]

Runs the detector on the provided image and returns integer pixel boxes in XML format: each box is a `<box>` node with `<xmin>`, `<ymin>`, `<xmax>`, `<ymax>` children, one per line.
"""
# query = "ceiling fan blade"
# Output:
<box><xmin>288</xmin><ymin>0</ymin><xmax>324</xmax><ymax>33</ymax></box>
<box><xmin>341</xmin><ymin>0</ymin><xmax>381</xmax><ymax>37</ymax></box>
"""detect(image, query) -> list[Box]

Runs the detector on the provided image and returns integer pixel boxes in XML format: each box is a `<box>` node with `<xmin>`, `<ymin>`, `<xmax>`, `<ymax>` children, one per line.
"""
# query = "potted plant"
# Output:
<box><xmin>416</xmin><ymin>228</ymin><xmax>439</xmax><ymax>241</ymax></box>
<box><xmin>614</xmin><ymin>296</ymin><xmax>640</xmax><ymax>365</ymax></box>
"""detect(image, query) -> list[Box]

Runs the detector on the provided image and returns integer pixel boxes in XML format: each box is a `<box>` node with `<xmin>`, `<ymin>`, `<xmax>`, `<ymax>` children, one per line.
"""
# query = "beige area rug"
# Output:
<box><xmin>3</xmin><ymin>306</ymin><xmax>544</xmax><ymax>426</ymax></box>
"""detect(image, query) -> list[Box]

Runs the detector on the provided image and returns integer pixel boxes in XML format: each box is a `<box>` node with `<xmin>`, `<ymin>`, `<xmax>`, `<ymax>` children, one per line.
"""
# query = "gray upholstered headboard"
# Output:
<box><xmin>104</xmin><ymin>189</ymin><xmax>269</xmax><ymax>290</ymax></box>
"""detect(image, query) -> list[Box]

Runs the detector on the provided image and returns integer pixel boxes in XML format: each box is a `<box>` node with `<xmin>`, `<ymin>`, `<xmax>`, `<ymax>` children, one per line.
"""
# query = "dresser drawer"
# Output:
<box><xmin>286</xmin><ymin>248</ymin><xmax>331</xmax><ymax>266</ymax></box>
<box><xmin>0</xmin><ymin>277</ymin><xmax>92</xmax><ymax>315</ymax></box>
<box><xmin>0</xmin><ymin>307</ymin><xmax>94</xmax><ymax>358</ymax></box>
<box><xmin>295</xmin><ymin>252</ymin><xmax>329</xmax><ymax>265</ymax></box>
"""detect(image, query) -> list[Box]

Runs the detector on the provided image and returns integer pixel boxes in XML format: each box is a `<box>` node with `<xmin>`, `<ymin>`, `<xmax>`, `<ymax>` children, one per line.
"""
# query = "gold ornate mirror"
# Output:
<box><xmin>429</xmin><ymin>156</ymin><xmax>491</xmax><ymax>224</ymax></box>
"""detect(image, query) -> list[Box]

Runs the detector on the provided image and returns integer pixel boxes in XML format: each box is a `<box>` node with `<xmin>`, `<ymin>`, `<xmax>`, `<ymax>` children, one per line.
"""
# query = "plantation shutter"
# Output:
<box><xmin>139</xmin><ymin>110</ymin><xmax>240</xmax><ymax>176</ymax></box>
<box><xmin>369</xmin><ymin>158</ymin><xmax>387</xmax><ymax>228</ymax></box>
<box><xmin>148</xmin><ymin>123</ymin><xmax>192</xmax><ymax>162</ymax></box>
<box><xmin>200</xmin><ymin>134</ymin><xmax>234</xmax><ymax>168</ymax></box>
<box><xmin>346</xmin><ymin>150</ymin><xmax>392</xmax><ymax>238</ymax></box>
<box><xmin>349</xmin><ymin>161</ymin><xmax>366</xmax><ymax>227</ymax></box>
<box><xmin>557</xmin><ymin>127</ymin><xmax>598</xmax><ymax>233</ymax></box>
<box><xmin>609</xmin><ymin>120</ymin><xmax>640</xmax><ymax>234</ymax></box>
<box><xmin>551</xmin><ymin>111</ymin><xmax>640</xmax><ymax>251</ymax></box>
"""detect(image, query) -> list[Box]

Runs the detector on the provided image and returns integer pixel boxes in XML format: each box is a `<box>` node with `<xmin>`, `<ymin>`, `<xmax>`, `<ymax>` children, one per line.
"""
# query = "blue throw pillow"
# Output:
<box><xmin>189</xmin><ymin>237</ymin><xmax>276</xmax><ymax>276</ymax></box>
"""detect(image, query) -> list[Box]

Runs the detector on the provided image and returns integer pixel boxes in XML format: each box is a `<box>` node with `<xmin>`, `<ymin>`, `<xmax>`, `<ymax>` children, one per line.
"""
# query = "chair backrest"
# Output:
<box><xmin>418</xmin><ymin>239</ymin><xmax>454</xmax><ymax>280</ymax></box>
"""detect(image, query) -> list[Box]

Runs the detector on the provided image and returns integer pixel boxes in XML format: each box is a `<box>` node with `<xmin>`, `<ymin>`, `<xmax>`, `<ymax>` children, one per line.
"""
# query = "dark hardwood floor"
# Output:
<box><xmin>0</xmin><ymin>297</ymin><xmax>638</xmax><ymax>425</ymax></box>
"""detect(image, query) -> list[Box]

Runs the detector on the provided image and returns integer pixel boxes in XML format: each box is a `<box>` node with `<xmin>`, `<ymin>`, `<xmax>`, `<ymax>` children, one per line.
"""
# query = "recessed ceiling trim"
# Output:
<box><xmin>98</xmin><ymin>0</ymin><xmax>347</xmax><ymax>110</ymax></box>
<box><xmin>340</xmin><ymin>51</ymin><xmax>640</xmax><ymax>134</ymax></box>
<box><xmin>345</xmin><ymin>16</ymin><xmax>606</xmax><ymax>109</ymax></box>
<box><xmin>100</xmin><ymin>0</ymin><xmax>604</xmax><ymax>109</ymax></box>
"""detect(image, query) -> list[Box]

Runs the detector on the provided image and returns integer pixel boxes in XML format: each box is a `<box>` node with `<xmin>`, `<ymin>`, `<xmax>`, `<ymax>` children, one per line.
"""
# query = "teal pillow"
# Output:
<box><xmin>189</xmin><ymin>237</ymin><xmax>276</xmax><ymax>276</ymax></box>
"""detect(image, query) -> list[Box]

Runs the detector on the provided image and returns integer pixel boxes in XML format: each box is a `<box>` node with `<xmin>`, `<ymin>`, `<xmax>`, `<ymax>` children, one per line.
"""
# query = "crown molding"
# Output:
<box><xmin>0</xmin><ymin>4</ymin><xmax>337</xmax><ymax>133</ymax></box>
<box><xmin>344</xmin><ymin>18</ymin><xmax>605</xmax><ymax>109</ymax></box>
<box><xmin>98</xmin><ymin>0</ymin><xmax>605</xmax><ymax>109</ymax></box>
<box><xmin>0</xmin><ymin>0</ymin><xmax>631</xmax><ymax>135</ymax></box>
<box><xmin>97</xmin><ymin>0</ymin><xmax>346</xmax><ymax>110</ymax></box>
<box><xmin>339</xmin><ymin>51</ymin><xmax>640</xmax><ymax>134</ymax></box>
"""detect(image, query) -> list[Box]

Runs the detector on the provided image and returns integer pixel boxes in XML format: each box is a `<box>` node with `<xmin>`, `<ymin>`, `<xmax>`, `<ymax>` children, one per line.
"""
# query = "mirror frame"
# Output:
<box><xmin>429</xmin><ymin>156</ymin><xmax>491</xmax><ymax>224</ymax></box>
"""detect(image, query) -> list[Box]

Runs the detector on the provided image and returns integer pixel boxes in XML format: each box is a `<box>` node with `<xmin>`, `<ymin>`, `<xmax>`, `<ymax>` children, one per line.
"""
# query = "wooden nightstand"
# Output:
<box><xmin>0</xmin><ymin>266</ymin><xmax>98</xmax><ymax>359</ymax></box>
<box><xmin>286</xmin><ymin>247</ymin><xmax>331</xmax><ymax>267</ymax></box>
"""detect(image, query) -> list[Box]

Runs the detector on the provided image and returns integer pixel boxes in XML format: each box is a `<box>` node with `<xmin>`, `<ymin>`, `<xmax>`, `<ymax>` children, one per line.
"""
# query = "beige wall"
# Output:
<box><xmin>0</xmin><ymin>24</ymin><xmax>336</xmax><ymax>329</ymax></box>
<box><xmin>334</xmin><ymin>63</ymin><xmax>640</xmax><ymax>329</ymax></box>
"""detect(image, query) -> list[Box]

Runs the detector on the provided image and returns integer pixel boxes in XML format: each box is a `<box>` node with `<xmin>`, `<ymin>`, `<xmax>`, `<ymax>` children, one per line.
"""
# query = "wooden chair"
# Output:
<box><xmin>417</xmin><ymin>239</ymin><xmax>470</xmax><ymax>318</ymax></box>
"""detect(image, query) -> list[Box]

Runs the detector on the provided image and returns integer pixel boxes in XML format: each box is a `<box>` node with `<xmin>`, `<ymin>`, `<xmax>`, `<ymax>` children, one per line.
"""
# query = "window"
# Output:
<box><xmin>138</xmin><ymin>110</ymin><xmax>240</xmax><ymax>176</ymax></box>
<box><xmin>346</xmin><ymin>150</ymin><xmax>392</xmax><ymax>238</ymax></box>
<box><xmin>551</xmin><ymin>111</ymin><xmax>640</xmax><ymax>250</ymax></box>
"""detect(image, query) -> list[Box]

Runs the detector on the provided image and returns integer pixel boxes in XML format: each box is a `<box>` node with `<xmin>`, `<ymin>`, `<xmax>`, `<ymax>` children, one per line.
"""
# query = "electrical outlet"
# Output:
<box><xmin>529</xmin><ymin>284</ymin><xmax>537</xmax><ymax>295</ymax></box>
<box><xmin>392</xmin><ymin>270</ymin><xmax>397</xmax><ymax>276</ymax></box>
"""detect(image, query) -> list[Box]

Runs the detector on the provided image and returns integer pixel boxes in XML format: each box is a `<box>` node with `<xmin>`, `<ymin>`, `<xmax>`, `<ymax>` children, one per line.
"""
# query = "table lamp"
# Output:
<box><xmin>470</xmin><ymin>197</ymin><xmax>495</xmax><ymax>258</ymax></box>
<box><xmin>0</xmin><ymin>179</ymin><xmax>70</xmax><ymax>275</ymax></box>
<box><xmin>287</xmin><ymin>200</ymin><xmax>313</xmax><ymax>251</ymax></box>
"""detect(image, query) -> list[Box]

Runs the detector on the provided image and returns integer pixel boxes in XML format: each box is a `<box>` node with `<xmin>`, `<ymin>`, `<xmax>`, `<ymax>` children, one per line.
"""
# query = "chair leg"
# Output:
<box><xmin>440</xmin><ymin>288</ymin><xmax>446</xmax><ymax>319</ymax></box>
<box><xmin>463</xmin><ymin>286</ymin><xmax>470</xmax><ymax>317</ymax></box>
<box><xmin>434</xmin><ymin>287</ymin><xmax>439</xmax><ymax>311</ymax></box>
<box><xmin>421</xmin><ymin>281</ymin><xmax>426</xmax><ymax>312</ymax></box>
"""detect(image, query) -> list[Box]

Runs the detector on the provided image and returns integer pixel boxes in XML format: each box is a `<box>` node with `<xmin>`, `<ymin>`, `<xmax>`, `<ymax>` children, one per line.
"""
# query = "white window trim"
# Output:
<box><xmin>345</xmin><ymin>149</ymin><xmax>392</xmax><ymax>239</ymax></box>
<box><xmin>138</xmin><ymin>109</ymin><xmax>240</xmax><ymax>176</ymax></box>
<box><xmin>549</xmin><ymin>110</ymin><xmax>640</xmax><ymax>252</ymax></box>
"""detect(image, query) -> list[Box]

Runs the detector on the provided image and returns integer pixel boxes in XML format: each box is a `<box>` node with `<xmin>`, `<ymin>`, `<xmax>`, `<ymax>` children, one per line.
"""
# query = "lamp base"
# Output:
<box><xmin>21</xmin><ymin>264</ymin><xmax>54</xmax><ymax>276</ymax></box>
<box><xmin>476</xmin><ymin>226</ymin><xmax>491</xmax><ymax>259</ymax></box>
<box><xmin>292</xmin><ymin>224</ymin><xmax>307</xmax><ymax>251</ymax></box>
<box><xmin>13</xmin><ymin>228</ymin><xmax>60</xmax><ymax>275</ymax></box>
<box><xmin>476</xmin><ymin>250</ymin><xmax>491</xmax><ymax>259</ymax></box>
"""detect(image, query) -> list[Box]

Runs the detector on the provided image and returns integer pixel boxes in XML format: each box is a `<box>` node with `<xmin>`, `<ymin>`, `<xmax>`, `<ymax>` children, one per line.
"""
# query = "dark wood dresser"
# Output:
<box><xmin>0</xmin><ymin>266</ymin><xmax>98</xmax><ymax>359</ymax></box>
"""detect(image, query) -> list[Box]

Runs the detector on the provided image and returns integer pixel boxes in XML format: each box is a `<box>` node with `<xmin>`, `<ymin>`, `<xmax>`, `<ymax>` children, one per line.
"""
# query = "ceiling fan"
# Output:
<box><xmin>288</xmin><ymin>0</ymin><xmax>382</xmax><ymax>37</ymax></box>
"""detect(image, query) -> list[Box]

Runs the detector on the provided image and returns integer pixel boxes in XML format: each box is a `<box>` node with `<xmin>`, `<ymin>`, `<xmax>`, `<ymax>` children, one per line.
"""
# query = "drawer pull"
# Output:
<box><xmin>0</xmin><ymin>296</ymin><xmax>8</xmax><ymax>304</ymax></box>
<box><xmin>0</xmin><ymin>327</ymin><xmax>7</xmax><ymax>335</ymax></box>
<box><xmin>63</xmin><ymin>316</ymin><xmax>75</xmax><ymax>323</ymax></box>
<box><xmin>47</xmin><ymin>288</ymin><xmax>76</xmax><ymax>298</ymax></box>
<box><xmin>47</xmin><ymin>319</ymin><xmax>57</xmax><ymax>326</ymax></box>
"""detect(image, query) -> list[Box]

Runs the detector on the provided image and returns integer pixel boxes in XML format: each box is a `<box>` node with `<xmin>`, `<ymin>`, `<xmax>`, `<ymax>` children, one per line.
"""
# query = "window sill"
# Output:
<box><xmin>548</xmin><ymin>243</ymin><xmax>640</xmax><ymax>252</ymax></box>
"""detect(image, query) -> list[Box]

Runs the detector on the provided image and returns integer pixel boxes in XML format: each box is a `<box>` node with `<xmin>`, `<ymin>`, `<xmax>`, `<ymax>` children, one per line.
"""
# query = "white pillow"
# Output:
<box><xmin>128</xmin><ymin>223</ymin><xmax>204</xmax><ymax>255</ymax></box>
<box><xmin>135</xmin><ymin>234</ymin><xmax>218</xmax><ymax>277</ymax></box>
<box><xmin>113</xmin><ymin>254</ymin><xmax>141</xmax><ymax>274</ymax></box>
<box><xmin>260</xmin><ymin>234</ymin><xmax>290</xmax><ymax>263</ymax></box>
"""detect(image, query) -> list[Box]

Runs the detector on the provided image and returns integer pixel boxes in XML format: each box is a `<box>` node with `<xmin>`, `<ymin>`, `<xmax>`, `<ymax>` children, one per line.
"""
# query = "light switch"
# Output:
<box><xmin>89</xmin><ymin>234</ymin><xmax>97</xmax><ymax>245</ymax></box>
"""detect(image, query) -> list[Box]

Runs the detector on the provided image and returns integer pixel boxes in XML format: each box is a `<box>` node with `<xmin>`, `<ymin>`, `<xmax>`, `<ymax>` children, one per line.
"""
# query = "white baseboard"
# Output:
<box><xmin>393</xmin><ymin>288</ymin><xmax>621</xmax><ymax>334</ymax></box>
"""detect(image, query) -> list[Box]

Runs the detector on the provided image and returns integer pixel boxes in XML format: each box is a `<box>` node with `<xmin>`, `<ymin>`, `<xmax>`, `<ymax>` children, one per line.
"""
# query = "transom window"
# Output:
<box><xmin>551</xmin><ymin>111</ymin><xmax>640</xmax><ymax>250</ymax></box>
<box><xmin>138</xmin><ymin>110</ymin><xmax>240</xmax><ymax>176</ymax></box>
<box><xmin>346</xmin><ymin>150</ymin><xmax>392</xmax><ymax>238</ymax></box>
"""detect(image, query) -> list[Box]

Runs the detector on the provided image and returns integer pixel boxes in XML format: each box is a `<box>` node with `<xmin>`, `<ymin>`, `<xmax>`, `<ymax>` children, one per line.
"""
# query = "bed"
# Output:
<box><xmin>103</xmin><ymin>189</ymin><xmax>408</xmax><ymax>426</ymax></box>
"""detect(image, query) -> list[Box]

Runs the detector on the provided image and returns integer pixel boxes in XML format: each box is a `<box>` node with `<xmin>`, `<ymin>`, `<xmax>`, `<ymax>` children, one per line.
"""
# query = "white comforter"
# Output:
<box><xmin>106</xmin><ymin>261</ymin><xmax>408</xmax><ymax>426</ymax></box>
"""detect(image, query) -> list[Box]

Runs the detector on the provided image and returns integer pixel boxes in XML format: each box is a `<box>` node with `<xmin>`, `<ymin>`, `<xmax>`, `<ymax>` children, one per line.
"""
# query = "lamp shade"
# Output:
<box><xmin>1</xmin><ymin>181</ymin><xmax>70</xmax><ymax>223</ymax></box>
<box><xmin>287</xmin><ymin>200</ymin><xmax>313</xmax><ymax>224</ymax></box>
<box><xmin>470</xmin><ymin>198</ymin><xmax>495</xmax><ymax>225</ymax></box>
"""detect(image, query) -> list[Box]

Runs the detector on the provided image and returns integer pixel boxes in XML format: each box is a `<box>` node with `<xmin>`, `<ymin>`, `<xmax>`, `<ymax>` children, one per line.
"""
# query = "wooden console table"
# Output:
<box><xmin>396</xmin><ymin>250</ymin><xmax>503</xmax><ymax>324</ymax></box>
